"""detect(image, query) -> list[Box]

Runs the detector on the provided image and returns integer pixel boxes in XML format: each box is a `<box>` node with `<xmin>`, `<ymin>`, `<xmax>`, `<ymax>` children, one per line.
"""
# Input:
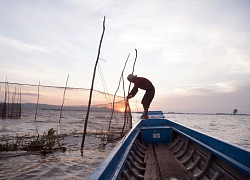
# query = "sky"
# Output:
<box><xmin>0</xmin><ymin>0</ymin><xmax>250</xmax><ymax>114</ymax></box>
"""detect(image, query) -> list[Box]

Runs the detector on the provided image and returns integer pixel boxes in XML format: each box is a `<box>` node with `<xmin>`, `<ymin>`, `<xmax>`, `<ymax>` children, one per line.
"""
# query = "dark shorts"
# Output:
<box><xmin>141</xmin><ymin>87</ymin><xmax>155</xmax><ymax>108</ymax></box>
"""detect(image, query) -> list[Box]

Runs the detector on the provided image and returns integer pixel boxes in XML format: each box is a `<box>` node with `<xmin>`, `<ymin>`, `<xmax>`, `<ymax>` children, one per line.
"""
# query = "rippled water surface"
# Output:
<box><xmin>0</xmin><ymin>111</ymin><xmax>250</xmax><ymax>179</ymax></box>
<box><xmin>0</xmin><ymin>135</ymin><xmax>115</xmax><ymax>180</ymax></box>
<box><xmin>164</xmin><ymin>113</ymin><xmax>250</xmax><ymax>151</ymax></box>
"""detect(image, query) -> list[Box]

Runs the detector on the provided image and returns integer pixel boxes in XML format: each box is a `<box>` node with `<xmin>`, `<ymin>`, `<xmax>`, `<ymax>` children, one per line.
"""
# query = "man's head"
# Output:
<box><xmin>127</xmin><ymin>74</ymin><xmax>137</xmax><ymax>82</ymax></box>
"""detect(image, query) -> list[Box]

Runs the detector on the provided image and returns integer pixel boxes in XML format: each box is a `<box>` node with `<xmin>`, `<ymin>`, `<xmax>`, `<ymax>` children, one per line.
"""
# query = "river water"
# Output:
<box><xmin>0</xmin><ymin>111</ymin><xmax>249</xmax><ymax>179</ymax></box>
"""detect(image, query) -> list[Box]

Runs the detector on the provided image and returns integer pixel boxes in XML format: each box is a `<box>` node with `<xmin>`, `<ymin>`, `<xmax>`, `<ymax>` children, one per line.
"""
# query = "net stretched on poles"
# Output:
<box><xmin>0</xmin><ymin>81</ymin><xmax>132</xmax><ymax>141</ymax></box>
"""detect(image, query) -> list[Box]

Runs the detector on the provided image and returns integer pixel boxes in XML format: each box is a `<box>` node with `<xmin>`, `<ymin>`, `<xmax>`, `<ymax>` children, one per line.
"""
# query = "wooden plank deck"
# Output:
<box><xmin>145</xmin><ymin>144</ymin><xmax>194</xmax><ymax>180</ymax></box>
<box><xmin>144</xmin><ymin>144</ymin><xmax>161</xmax><ymax>180</ymax></box>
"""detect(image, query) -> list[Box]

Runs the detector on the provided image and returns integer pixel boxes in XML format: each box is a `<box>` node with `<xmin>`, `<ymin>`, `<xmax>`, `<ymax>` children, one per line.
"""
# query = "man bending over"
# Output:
<box><xmin>126</xmin><ymin>74</ymin><xmax>155</xmax><ymax>119</ymax></box>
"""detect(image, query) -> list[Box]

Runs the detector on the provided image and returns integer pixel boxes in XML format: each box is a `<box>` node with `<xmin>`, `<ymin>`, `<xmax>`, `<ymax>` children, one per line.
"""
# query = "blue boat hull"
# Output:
<box><xmin>88</xmin><ymin>111</ymin><xmax>250</xmax><ymax>179</ymax></box>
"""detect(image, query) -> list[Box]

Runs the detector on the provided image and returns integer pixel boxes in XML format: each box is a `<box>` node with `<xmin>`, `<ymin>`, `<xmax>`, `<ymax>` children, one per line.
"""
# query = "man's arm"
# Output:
<box><xmin>127</xmin><ymin>85</ymin><xmax>138</xmax><ymax>99</ymax></box>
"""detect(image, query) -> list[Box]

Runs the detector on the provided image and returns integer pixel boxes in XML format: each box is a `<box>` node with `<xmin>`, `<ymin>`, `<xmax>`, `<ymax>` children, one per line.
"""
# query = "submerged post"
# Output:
<box><xmin>59</xmin><ymin>74</ymin><xmax>69</xmax><ymax>123</ymax></box>
<box><xmin>35</xmin><ymin>81</ymin><xmax>40</xmax><ymax>121</ymax></box>
<box><xmin>81</xmin><ymin>16</ymin><xmax>106</xmax><ymax>149</ymax></box>
<box><xmin>19</xmin><ymin>85</ymin><xmax>21</xmax><ymax>118</ymax></box>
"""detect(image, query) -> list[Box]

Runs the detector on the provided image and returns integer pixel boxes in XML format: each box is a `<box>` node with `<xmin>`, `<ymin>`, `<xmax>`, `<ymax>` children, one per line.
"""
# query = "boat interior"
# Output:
<box><xmin>120</xmin><ymin>130</ymin><xmax>249</xmax><ymax>180</ymax></box>
<box><xmin>88</xmin><ymin>111</ymin><xmax>250</xmax><ymax>180</ymax></box>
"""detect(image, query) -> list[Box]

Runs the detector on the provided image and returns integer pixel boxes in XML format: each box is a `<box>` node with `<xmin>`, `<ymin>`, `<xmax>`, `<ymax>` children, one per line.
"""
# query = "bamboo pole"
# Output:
<box><xmin>19</xmin><ymin>85</ymin><xmax>21</xmax><ymax>118</ymax></box>
<box><xmin>81</xmin><ymin>16</ymin><xmax>106</xmax><ymax>149</ymax></box>
<box><xmin>16</xmin><ymin>87</ymin><xmax>20</xmax><ymax>118</ymax></box>
<box><xmin>108</xmin><ymin>54</ymin><xmax>130</xmax><ymax>134</ymax></box>
<box><xmin>128</xmin><ymin>49</ymin><xmax>137</xmax><ymax>94</ymax></box>
<box><xmin>59</xmin><ymin>74</ymin><xmax>69</xmax><ymax>123</ymax></box>
<box><xmin>2</xmin><ymin>80</ymin><xmax>7</xmax><ymax>119</ymax></box>
<box><xmin>121</xmin><ymin>49</ymin><xmax>138</xmax><ymax>136</ymax></box>
<box><xmin>35</xmin><ymin>81</ymin><xmax>40</xmax><ymax>121</ymax></box>
<box><xmin>10</xmin><ymin>87</ymin><xmax>17</xmax><ymax>119</ymax></box>
<box><xmin>6</xmin><ymin>77</ymin><xmax>9</xmax><ymax>117</ymax></box>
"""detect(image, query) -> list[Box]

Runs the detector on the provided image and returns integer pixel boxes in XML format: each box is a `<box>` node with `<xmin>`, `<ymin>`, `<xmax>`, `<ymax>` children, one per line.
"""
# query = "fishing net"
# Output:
<box><xmin>0</xmin><ymin>82</ymin><xmax>132</xmax><ymax>143</ymax></box>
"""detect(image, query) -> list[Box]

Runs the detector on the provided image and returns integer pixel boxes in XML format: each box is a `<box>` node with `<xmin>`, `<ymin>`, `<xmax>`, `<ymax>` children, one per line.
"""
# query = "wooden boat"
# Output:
<box><xmin>88</xmin><ymin>111</ymin><xmax>250</xmax><ymax>179</ymax></box>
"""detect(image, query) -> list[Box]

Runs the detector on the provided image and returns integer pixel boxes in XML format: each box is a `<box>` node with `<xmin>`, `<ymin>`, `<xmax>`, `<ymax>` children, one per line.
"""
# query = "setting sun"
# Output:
<box><xmin>113</xmin><ymin>101</ymin><xmax>131</xmax><ymax>113</ymax></box>
<box><xmin>117</xmin><ymin>107</ymin><xmax>125</xmax><ymax>112</ymax></box>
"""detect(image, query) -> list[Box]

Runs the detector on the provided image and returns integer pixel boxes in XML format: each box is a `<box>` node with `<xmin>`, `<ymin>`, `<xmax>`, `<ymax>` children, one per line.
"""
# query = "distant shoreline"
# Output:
<box><xmin>131</xmin><ymin>111</ymin><xmax>249</xmax><ymax>116</ymax></box>
<box><xmin>1</xmin><ymin>102</ymin><xmax>248</xmax><ymax>116</ymax></box>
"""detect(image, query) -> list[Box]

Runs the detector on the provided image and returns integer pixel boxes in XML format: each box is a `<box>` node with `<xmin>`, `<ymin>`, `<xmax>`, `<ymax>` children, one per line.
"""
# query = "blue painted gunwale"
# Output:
<box><xmin>167</xmin><ymin>120</ymin><xmax>250</xmax><ymax>177</ymax></box>
<box><xmin>87</xmin><ymin>120</ymin><xmax>143</xmax><ymax>180</ymax></box>
<box><xmin>88</xmin><ymin>117</ymin><xmax>250</xmax><ymax>179</ymax></box>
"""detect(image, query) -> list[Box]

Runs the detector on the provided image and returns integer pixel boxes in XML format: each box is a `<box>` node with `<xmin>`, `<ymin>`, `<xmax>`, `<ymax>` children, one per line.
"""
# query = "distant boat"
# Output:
<box><xmin>88</xmin><ymin>111</ymin><xmax>250</xmax><ymax>179</ymax></box>
<box><xmin>233</xmin><ymin>109</ymin><xmax>238</xmax><ymax>115</ymax></box>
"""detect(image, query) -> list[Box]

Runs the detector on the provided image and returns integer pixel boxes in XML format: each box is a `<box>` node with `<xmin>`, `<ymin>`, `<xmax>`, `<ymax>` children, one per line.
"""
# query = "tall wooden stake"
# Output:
<box><xmin>108</xmin><ymin>54</ymin><xmax>130</xmax><ymax>133</ymax></box>
<box><xmin>128</xmin><ymin>49</ymin><xmax>137</xmax><ymax>94</ymax></box>
<box><xmin>6</xmin><ymin>77</ymin><xmax>9</xmax><ymax>117</ymax></box>
<box><xmin>81</xmin><ymin>16</ymin><xmax>106</xmax><ymax>149</ymax></box>
<box><xmin>121</xmin><ymin>49</ymin><xmax>138</xmax><ymax>136</ymax></box>
<box><xmin>59</xmin><ymin>74</ymin><xmax>69</xmax><ymax>123</ymax></box>
<box><xmin>19</xmin><ymin>85</ymin><xmax>21</xmax><ymax>118</ymax></box>
<box><xmin>35</xmin><ymin>81</ymin><xmax>40</xmax><ymax>121</ymax></box>
<box><xmin>2</xmin><ymin>79</ymin><xmax>7</xmax><ymax>118</ymax></box>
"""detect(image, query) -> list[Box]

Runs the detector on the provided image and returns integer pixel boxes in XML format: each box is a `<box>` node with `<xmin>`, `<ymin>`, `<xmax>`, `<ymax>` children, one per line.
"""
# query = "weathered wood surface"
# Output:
<box><xmin>144</xmin><ymin>144</ymin><xmax>194</xmax><ymax>180</ymax></box>
<box><xmin>144</xmin><ymin>144</ymin><xmax>160</xmax><ymax>180</ymax></box>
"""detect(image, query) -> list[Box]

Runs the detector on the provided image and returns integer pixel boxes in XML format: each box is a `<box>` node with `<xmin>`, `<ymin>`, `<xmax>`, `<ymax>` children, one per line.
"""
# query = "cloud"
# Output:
<box><xmin>214</xmin><ymin>82</ymin><xmax>237</xmax><ymax>93</ymax></box>
<box><xmin>0</xmin><ymin>35</ymin><xmax>48</xmax><ymax>53</ymax></box>
<box><xmin>162</xmin><ymin>80</ymin><xmax>250</xmax><ymax>96</ymax></box>
<box><xmin>166</xmin><ymin>87</ymin><xmax>213</xmax><ymax>96</ymax></box>
<box><xmin>21</xmin><ymin>92</ymin><xmax>40</xmax><ymax>97</ymax></box>
<box><xmin>154</xmin><ymin>80</ymin><xmax>250</xmax><ymax>113</ymax></box>
<box><xmin>0</xmin><ymin>0</ymin><xmax>249</xmax><ymax>113</ymax></box>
